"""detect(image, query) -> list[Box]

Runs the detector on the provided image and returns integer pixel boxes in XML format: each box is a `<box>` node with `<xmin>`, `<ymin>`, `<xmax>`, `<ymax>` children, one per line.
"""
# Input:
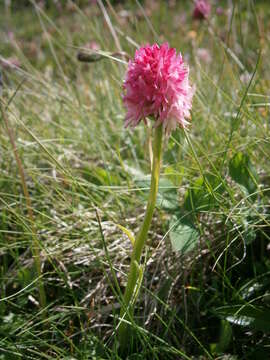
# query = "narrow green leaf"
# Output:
<box><xmin>116</xmin><ymin>224</ymin><xmax>135</xmax><ymax>247</ymax></box>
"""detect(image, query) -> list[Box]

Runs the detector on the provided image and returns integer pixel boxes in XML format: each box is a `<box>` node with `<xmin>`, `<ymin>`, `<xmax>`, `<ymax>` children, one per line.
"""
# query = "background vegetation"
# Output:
<box><xmin>0</xmin><ymin>0</ymin><xmax>270</xmax><ymax>359</ymax></box>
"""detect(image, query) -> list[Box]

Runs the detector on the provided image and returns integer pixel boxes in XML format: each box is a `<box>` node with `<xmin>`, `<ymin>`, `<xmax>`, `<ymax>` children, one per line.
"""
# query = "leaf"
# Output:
<box><xmin>82</xmin><ymin>166</ymin><xmax>119</xmax><ymax>186</ymax></box>
<box><xmin>215</xmin><ymin>320</ymin><xmax>233</xmax><ymax>354</ymax></box>
<box><xmin>116</xmin><ymin>224</ymin><xmax>135</xmax><ymax>247</ymax></box>
<box><xmin>157</xmin><ymin>278</ymin><xmax>173</xmax><ymax>301</ymax></box>
<box><xmin>239</xmin><ymin>275</ymin><xmax>270</xmax><ymax>300</ymax></box>
<box><xmin>136</xmin><ymin>176</ymin><xmax>178</xmax><ymax>211</ymax></box>
<box><xmin>132</xmin><ymin>261</ymin><xmax>144</xmax><ymax>304</ymax></box>
<box><xmin>169</xmin><ymin>215</ymin><xmax>199</xmax><ymax>253</ymax></box>
<box><xmin>124</xmin><ymin>164</ymin><xmax>145</xmax><ymax>180</ymax></box>
<box><xmin>242</xmin><ymin>227</ymin><xmax>257</xmax><ymax>245</ymax></box>
<box><xmin>246</xmin><ymin>345</ymin><xmax>270</xmax><ymax>360</ymax></box>
<box><xmin>229</xmin><ymin>152</ymin><xmax>258</xmax><ymax>194</ymax></box>
<box><xmin>164</xmin><ymin>165</ymin><xmax>184</xmax><ymax>186</ymax></box>
<box><xmin>156</xmin><ymin>178</ymin><xmax>179</xmax><ymax>210</ymax></box>
<box><xmin>18</xmin><ymin>268</ymin><xmax>34</xmax><ymax>288</ymax></box>
<box><xmin>235</xmin><ymin>206</ymin><xmax>260</xmax><ymax>245</ymax></box>
<box><xmin>184</xmin><ymin>173</ymin><xmax>225</xmax><ymax>213</ymax></box>
<box><xmin>125</xmin><ymin>164</ymin><xmax>179</xmax><ymax>210</ymax></box>
<box><xmin>215</xmin><ymin>305</ymin><xmax>270</xmax><ymax>333</ymax></box>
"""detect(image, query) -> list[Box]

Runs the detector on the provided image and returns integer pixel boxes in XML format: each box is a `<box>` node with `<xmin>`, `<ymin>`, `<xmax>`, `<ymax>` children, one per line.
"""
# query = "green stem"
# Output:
<box><xmin>118</xmin><ymin>124</ymin><xmax>163</xmax><ymax>347</ymax></box>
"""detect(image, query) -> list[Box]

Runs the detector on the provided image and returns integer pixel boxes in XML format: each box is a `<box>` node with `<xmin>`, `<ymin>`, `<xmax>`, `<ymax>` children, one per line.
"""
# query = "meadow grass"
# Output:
<box><xmin>0</xmin><ymin>1</ymin><xmax>270</xmax><ymax>359</ymax></box>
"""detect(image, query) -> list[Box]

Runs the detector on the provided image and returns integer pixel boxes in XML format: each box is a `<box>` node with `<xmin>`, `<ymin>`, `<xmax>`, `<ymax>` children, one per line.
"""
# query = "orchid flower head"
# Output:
<box><xmin>123</xmin><ymin>43</ymin><xmax>194</xmax><ymax>135</ymax></box>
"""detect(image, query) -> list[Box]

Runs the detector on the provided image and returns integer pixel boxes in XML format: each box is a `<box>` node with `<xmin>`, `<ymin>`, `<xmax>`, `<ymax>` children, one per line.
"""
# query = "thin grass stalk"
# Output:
<box><xmin>0</xmin><ymin>100</ymin><xmax>46</xmax><ymax>311</ymax></box>
<box><xmin>118</xmin><ymin>124</ymin><xmax>163</xmax><ymax>349</ymax></box>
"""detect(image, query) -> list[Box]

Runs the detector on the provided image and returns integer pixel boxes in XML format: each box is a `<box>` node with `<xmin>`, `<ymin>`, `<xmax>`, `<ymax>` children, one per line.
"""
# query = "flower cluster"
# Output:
<box><xmin>193</xmin><ymin>0</ymin><xmax>211</xmax><ymax>20</ymax></box>
<box><xmin>123</xmin><ymin>43</ymin><xmax>193</xmax><ymax>135</ymax></box>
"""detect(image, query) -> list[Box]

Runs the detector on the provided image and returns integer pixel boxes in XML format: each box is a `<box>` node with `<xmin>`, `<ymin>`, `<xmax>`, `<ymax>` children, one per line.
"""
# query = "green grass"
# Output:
<box><xmin>0</xmin><ymin>1</ymin><xmax>270</xmax><ymax>359</ymax></box>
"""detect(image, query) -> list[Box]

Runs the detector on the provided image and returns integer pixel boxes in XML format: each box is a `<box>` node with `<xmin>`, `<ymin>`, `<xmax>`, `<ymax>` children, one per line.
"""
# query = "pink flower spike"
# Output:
<box><xmin>193</xmin><ymin>0</ymin><xmax>211</xmax><ymax>20</ymax></box>
<box><xmin>122</xmin><ymin>43</ymin><xmax>194</xmax><ymax>135</ymax></box>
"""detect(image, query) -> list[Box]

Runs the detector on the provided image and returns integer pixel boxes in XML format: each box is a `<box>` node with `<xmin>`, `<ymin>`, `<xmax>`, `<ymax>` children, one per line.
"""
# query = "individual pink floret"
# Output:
<box><xmin>193</xmin><ymin>0</ymin><xmax>211</xmax><ymax>20</ymax></box>
<box><xmin>123</xmin><ymin>43</ymin><xmax>194</xmax><ymax>135</ymax></box>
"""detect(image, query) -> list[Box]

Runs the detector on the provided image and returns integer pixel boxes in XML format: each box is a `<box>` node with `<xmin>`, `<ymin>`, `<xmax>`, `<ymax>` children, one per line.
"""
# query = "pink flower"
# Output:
<box><xmin>193</xmin><ymin>0</ymin><xmax>211</xmax><ymax>20</ymax></box>
<box><xmin>0</xmin><ymin>56</ymin><xmax>21</xmax><ymax>69</ymax></box>
<box><xmin>86</xmin><ymin>41</ymin><xmax>100</xmax><ymax>51</ymax></box>
<box><xmin>123</xmin><ymin>43</ymin><xmax>194</xmax><ymax>135</ymax></box>
<box><xmin>216</xmin><ymin>7</ymin><xmax>224</xmax><ymax>16</ymax></box>
<box><xmin>197</xmin><ymin>48</ymin><xmax>212</xmax><ymax>64</ymax></box>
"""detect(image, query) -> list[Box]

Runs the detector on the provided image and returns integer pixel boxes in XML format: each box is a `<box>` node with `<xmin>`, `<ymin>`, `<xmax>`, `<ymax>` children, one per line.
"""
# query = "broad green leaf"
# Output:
<box><xmin>215</xmin><ymin>320</ymin><xmax>233</xmax><ymax>354</ymax></box>
<box><xmin>242</xmin><ymin>227</ymin><xmax>257</xmax><ymax>245</ymax></box>
<box><xmin>82</xmin><ymin>166</ymin><xmax>119</xmax><ymax>186</ymax></box>
<box><xmin>124</xmin><ymin>164</ymin><xmax>145</xmax><ymax>180</ymax></box>
<box><xmin>184</xmin><ymin>173</ymin><xmax>225</xmax><ymax>213</ymax></box>
<box><xmin>156</xmin><ymin>178</ymin><xmax>179</xmax><ymax>210</ymax></box>
<box><xmin>236</xmin><ymin>208</ymin><xmax>260</xmax><ymax>245</ymax></box>
<box><xmin>18</xmin><ymin>268</ymin><xmax>34</xmax><ymax>288</ymax></box>
<box><xmin>169</xmin><ymin>215</ymin><xmax>199</xmax><ymax>253</ymax></box>
<box><xmin>215</xmin><ymin>305</ymin><xmax>270</xmax><ymax>333</ymax></box>
<box><xmin>164</xmin><ymin>165</ymin><xmax>184</xmax><ymax>186</ymax></box>
<box><xmin>229</xmin><ymin>152</ymin><xmax>258</xmax><ymax>194</ymax></box>
<box><xmin>239</xmin><ymin>275</ymin><xmax>270</xmax><ymax>300</ymax></box>
<box><xmin>136</xmin><ymin>176</ymin><xmax>178</xmax><ymax>211</ymax></box>
<box><xmin>246</xmin><ymin>345</ymin><xmax>270</xmax><ymax>360</ymax></box>
<box><xmin>125</xmin><ymin>164</ymin><xmax>179</xmax><ymax>210</ymax></box>
<box><xmin>157</xmin><ymin>278</ymin><xmax>173</xmax><ymax>301</ymax></box>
